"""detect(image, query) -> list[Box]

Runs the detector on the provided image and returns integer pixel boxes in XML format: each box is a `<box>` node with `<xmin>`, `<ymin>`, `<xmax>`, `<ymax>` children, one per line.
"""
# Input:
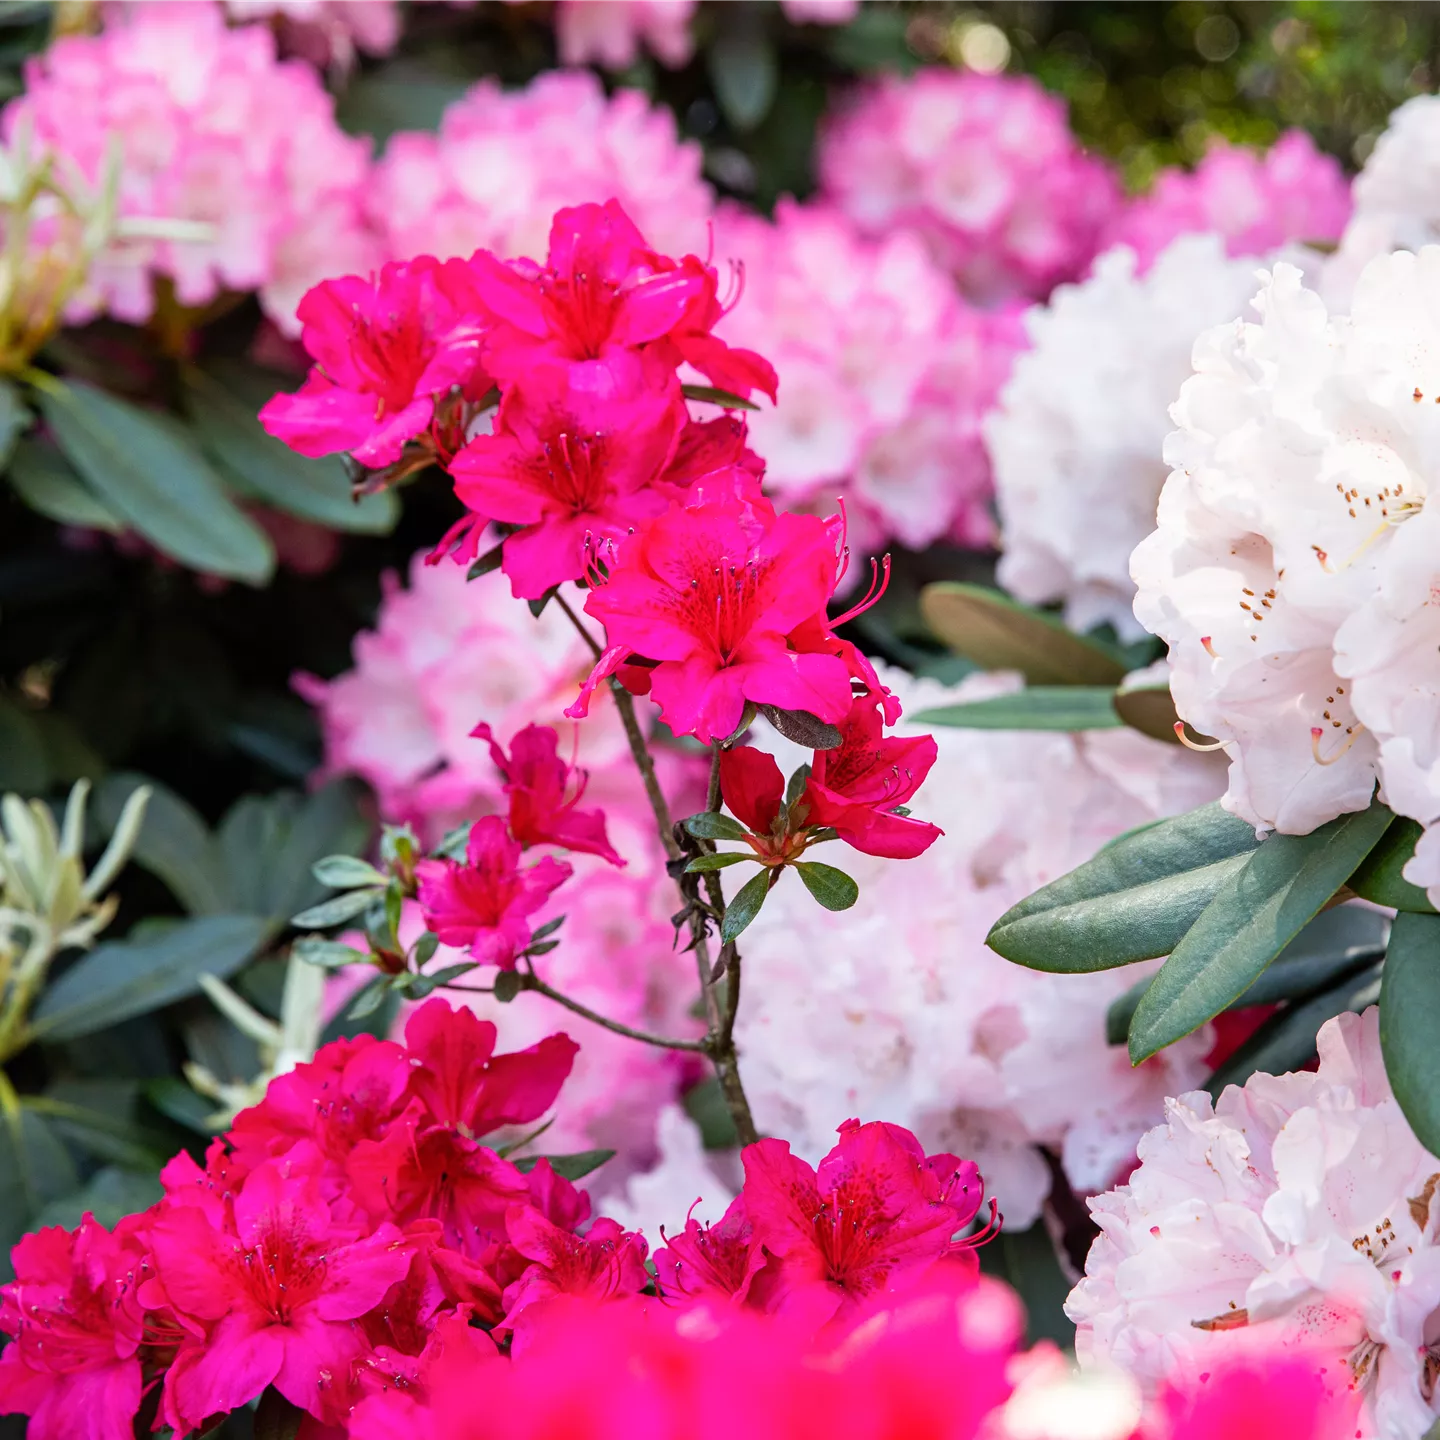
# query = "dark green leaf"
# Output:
<box><xmin>30</xmin><ymin>1166</ymin><xmax>163</xmax><ymax>1232</ymax></box>
<box><xmin>988</xmin><ymin>801</ymin><xmax>1262</xmax><ymax>973</ymax></box>
<box><xmin>8</xmin><ymin>436</ymin><xmax>122</xmax><ymax>530</ymax></box>
<box><xmin>254</xmin><ymin>1386</ymin><xmax>304</xmax><ymax>1440</ymax></box>
<box><xmin>39</xmin><ymin>378</ymin><xmax>274</xmax><ymax>582</ymax></box>
<box><xmin>685</xmin><ymin>851</ymin><xmax>753</xmax><ymax>872</ymax></box>
<box><xmin>291</xmin><ymin>888</ymin><xmax>383</xmax><ymax>929</ymax></box>
<box><xmin>311</xmin><ymin>855</ymin><xmax>388</xmax><ymax>890</ymax></box>
<box><xmin>528</xmin><ymin>588</ymin><xmax>558</xmax><ymax>618</ymax></box>
<box><xmin>142</xmin><ymin>1077</ymin><xmax>218</xmax><ymax>1134</ymax></box>
<box><xmin>759</xmin><ymin>705</ymin><xmax>842</xmax><ymax>750</ymax></box>
<box><xmin>334</xmin><ymin>71</ymin><xmax>472</xmax><ymax>148</ymax></box>
<box><xmin>512</xmin><ymin>1149</ymin><xmax>616</xmax><ymax>1181</ymax></box>
<box><xmin>346</xmin><ymin>977</ymin><xmax>390</xmax><ymax>1019</ymax></box>
<box><xmin>0</xmin><ymin>376</ymin><xmax>32</xmax><ymax>467</ymax></box>
<box><xmin>1350</xmin><ymin>816</ymin><xmax>1438</xmax><ymax>913</ymax></box>
<box><xmin>24</xmin><ymin>1096</ymin><xmax>166</xmax><ymax>1170</ymax></box>
<box><xmin>0</xmin><ymin>1108</ymin><xmax>79</xmax><ymax>1272</ymax></box>
<box><xmin>1113</xmin><ymin>677</ymin><xmax>1184</xmax><ymax>744</ymax></box>
<box><xmin>31</xmin><ymin>914</ymin><xmax>269</xmax><ymax>1040</ymax></box>
<box><xmin>978</xmin><ymin>1220</ymin><xmax>1075</xmax><ymax>1349</ymax></box>
<box><xmin>467</xmin><ymin>542</ymin><xmax>506</xmax><ymax>579</ymax></box>
<box><xmin>918</xmin><ymin>686</ymin><xmax>1121</xmax><ymax>732</ymax></box>
<box><xmin>679</xmin><ymin>383</ymin><xmax>760</xmax><ymax>412</ymax></box>
<box><xmin>384</xmin><ymin>879</ymin><xmax>403</xmax><ymax>941</ymax></box>
<box><xmin>722</xmin><ymin>869</ymin><xmax>771</xmax><ymax>944</ymax></box>
<box><xmin>708</xmin><ymin>18</ymin><xmax>778</xmax><ymax>130</ymax></box>
<box><xmin>293</xmin><ymin>936</ymin><xmax>371</xmax><ymax>969</ymax></box>
<box><xmin>493</xmin><ymin>970</ymin><xmax>525</xmax><ymax>1003</ymax></box>
<box><xmin>1380</xmin><ymin>911</ymin><xmax>1440</xmax><ymax>1155</ymax></box>
<box><xmin>183</xmin><ymin>362</ymin><xmax>397</xmax><ymax>533</ymax></box>
<box><xmin>526</xmin><ymin>939</ymin><xmax>559</xmax><ymax>956</ymax></box>
<box><xmin>683</xmin><ymin>811</ymin><xmax>749</xmax><ymax>842</ymax></box>
<box><xmin>406</xmin><ymin>962</ymin><xmax>478</xmax><ymax>998</ymax></box>
<box><xmin>531</xmin><ymin>916</ymin><xmax>566</xmax><ymax>943</ymax></box>
<box><xmin>0</xmin><ymin>697</ymin><xmax>48</xmax><ymax>793</ymax></box>
<box><xmin>413</xmin><ymin>931</ymin><xmax>440</xmax><ymax>967</ymax></box>
<box><xmin>683</xmin><ymin>1076</ymin><xmax>738</xmax><ymax>1150</ymax></box>
<box><xmin>1129</xmin><ymin>804</ymin><xmax>1392</xmax><ymax>1063</ymax></box>
<box><xmin>794</xmin><ymin>860</ymin><xmax>859</xmax><ymax>912</ymax></box>
<box><xmin>784</xmin><ymin>764</ymin><xmax>811</xmax><ymax>809</ymax></box>
<box><xmin>434</xmin><ymin>822</ymin><xmax>471</xmax><ymax>861</ymax></box>
<box><xmin>919</xmin><ymin>582</ymin><xmax>1126</xmax><ymax>686</ymax></box>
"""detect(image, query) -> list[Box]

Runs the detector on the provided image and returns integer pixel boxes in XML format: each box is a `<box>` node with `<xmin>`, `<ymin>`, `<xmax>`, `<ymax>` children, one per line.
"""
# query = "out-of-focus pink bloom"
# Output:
<box><xmin>225</xmin><ymin>0</ymin><xmax>402</xmax><ymax>68</ymax></box>
<box><xmin>449</xmin><ymin>352</ymin><xmax>686</xmax><ymax>598</ymax></box>
<box><xmin>260</xmin><ymin>256</ymin><xmax>489</xmax><ymax>469</ymax></box>
<box><xmin>802</xmin><ymin>693</ymin><xmax>942</xmax><ymax>858</ymax></box>
<box><xmin>471</xmin><ymin>722</ymin><xmax>623</xmax><ymax>865</ymax></box>
<box><xmin>818</xmin><ymin>68</ymin><xmax>1121</xmax><ymax>303</ymax></box>
<box><xmin>1105</xmin><ymin>131</ymin><xmax>1352</xmax><ymax>272</ymax></box>
<box><xmin>714</xmin><ymin>200</ymin><xmax>1023</xmax><ymax>551</ymax></box>
<box><xmin>416</xmin><ymin>816</ymin><xmax>572</xmax><ymax>968</ymax></box>
<box><xmin>0</xmin><ymin>1216</ymin><xmax>150</xmax><ymax>1440</ymax></box>
<box><xmin>568</xmin><ymin>493</ymin><xmax>853</xmax><ymax>744</ymax></box>
<box><xmin>369</xmin><ymin>71</ymin><xmax>713</xmax><ymax>269</ymax></box>
<box><xmin>782</xmin><ymin>0</ymin><xmax>859</xmax><ymax>20</ymax></box>
<box><xmin>550</xmin><ymin>0</ymin><xmax>697</xmax><ymax>70</ymax></box>
<box><xmin>5</xmin><ymin>0</ymin><xmax>378</xmax><ymax>332</ymax></box>
<box><xmin>1163</xmin><ymin>1357</ymin><xmax>1357</xmax><ymax>1440</ymax></box>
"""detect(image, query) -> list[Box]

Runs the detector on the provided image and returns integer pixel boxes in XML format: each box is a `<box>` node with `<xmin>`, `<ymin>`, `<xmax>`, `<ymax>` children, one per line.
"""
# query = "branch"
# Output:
<box><xmin>513</xmin><ymin>970</ymin><xmax>709</xmax><ymax>1052</ymax></box>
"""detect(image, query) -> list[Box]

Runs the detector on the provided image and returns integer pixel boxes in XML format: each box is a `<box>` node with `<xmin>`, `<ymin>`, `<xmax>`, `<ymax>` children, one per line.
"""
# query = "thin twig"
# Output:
<box><xmin>516</xmin><ymin>971</ymin><xmax>708</xmax><ymax>1052</ymax></box>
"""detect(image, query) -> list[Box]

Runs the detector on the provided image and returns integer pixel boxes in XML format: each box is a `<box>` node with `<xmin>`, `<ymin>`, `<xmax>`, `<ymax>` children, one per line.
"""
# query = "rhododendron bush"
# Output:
<box><xmin>8</xmin><ymin>3</ymin><xmax>1440</xmax><ymax>1438</ymax></box>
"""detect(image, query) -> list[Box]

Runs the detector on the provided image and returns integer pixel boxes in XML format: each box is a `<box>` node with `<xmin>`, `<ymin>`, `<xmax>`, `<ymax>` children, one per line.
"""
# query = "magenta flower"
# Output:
<box><xmin>260</xmin><ymin>255</ymin><xmax>489</xmax><ymax>468</ymax></box>
<box><xmin>567</xmin><ymin>494</ymin><xmax>854</xmax><ymax>744</ymax></box>
<box><xmin>0</xmin><ymin>1216</ymin><xmax>150</xmax><ymax>1440</ymax></box>
<box><xmin>415</xmin><ymin>815</ymin><xmax>572</xmax><ymax>967</ymax></box>
<box><xmin>149</xmin><ymin>1160</ymin><xmax>413</xmax><ymax>1431</ymax></box>
<box><xmin>472</xmin><ymin>722</ymin><xmax>623</xmax><ymax>865</ymax></box>
<box><xmin>448</xmin><ymin>354</ymin><xmax>685</xmax><ymax>599</ymax></box>
<box><xmin>654</xmin><ymin>1194</ymin><xmax>766</xmax><ymax>1306</ymax></box>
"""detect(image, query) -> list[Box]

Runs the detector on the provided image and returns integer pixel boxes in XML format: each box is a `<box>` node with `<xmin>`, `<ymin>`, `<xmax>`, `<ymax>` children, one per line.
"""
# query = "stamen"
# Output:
<box><xmin>830</xmin><ymin>554</ymin><xmax>892</xmax><ymax>628</ymax></box>
<box><xmin>1174</xmin><ymin>722</ymin><xmax>1225</xmax><ymax>752</ymax></box>
<box><xmin>1200</xmin><ymin>635</ymin><xmax>1218</xmax><ymax>658</ymax></box>
<box><xmin>1312</xmin><ymin>724</ymin><xmax>1365</xmax><ymax>766</ymax></box>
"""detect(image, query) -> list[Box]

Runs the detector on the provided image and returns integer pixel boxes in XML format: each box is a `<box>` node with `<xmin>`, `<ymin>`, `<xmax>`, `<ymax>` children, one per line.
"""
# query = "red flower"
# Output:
<box><xmin>260</xmin><ymin>256</ymin><xmax>488</xmax><ymax>468</ymax></box>
<box><xmin>415</xmin><ymin>815</ymin><xmax>571</xmax><ymax>967</ymax></box>
<box><xmin>472</xmin><ymin>722</ymin><xmax>623</xmax><ymax>866</ymax></box>
<box><xmin>653</xmin><ymin>1194</ymin><xmax>766</xmax><ymax>1306</ymax></box>
<box><xmin>802</xmin><ymin>694</ymin><xmax>942</xmax><ymax>859</ymax></box>
<box><xmin>718</xmin><ymin>745</ymin><xmax>788</xmax><ymax>836</ymax></box>
<box><xmin>567</xmin><ymin>494</ymin><xmax>854</xmax><ymax>745</ymax></box>
<box><xmin>0</xmin><ymin>1216</ymin><xmax>150</xmax><ymax>1440</ymax></box>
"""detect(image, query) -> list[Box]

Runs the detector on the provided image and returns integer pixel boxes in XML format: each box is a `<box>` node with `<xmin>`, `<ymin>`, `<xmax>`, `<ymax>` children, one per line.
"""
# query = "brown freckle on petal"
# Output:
<box><xmin>1415</xmin><ymin>389</ymin><xmax>1423</xmax><ymax>400</ymax></box>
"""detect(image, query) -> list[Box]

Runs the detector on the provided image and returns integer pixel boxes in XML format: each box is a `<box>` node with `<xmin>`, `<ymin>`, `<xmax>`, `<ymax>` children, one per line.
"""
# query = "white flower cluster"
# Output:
<box><xmin>1069</xmin><ymin>1008</ymin><xmax>1440</xmax><ymax>1440</ymax></box>
<box><xmin>1132</xmin><ymin>248</ymin><xmax>1440</xmax><ymax>901</ymax></box>
<box><xmin>987</xmin><ymin>236</ymin><xmax>1267</xmax><ymax>639</ymax></box>
<box><xmin>726</xmin><ymin>664</ymin><xmax>1223</xmax><ymax>1228</ymax></box>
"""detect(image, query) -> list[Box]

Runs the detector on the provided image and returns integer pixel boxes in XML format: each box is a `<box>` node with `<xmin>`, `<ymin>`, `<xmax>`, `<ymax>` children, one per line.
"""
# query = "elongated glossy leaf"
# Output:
<box><xmin>988</xmin><ymin>802</ymin><xmax>1262</xmax><ymax>973</ymax></box>
<box><xmin>0</xmin><ymin>1108</ymin><xmax>79</xmax><ymax>1272</ymax></box>
<box><xmin>294</xmin><ymin>937</ymin><xmax>371</xmax><ymax>969</ymax></box>
<box><xmin>684</xmin><ymin>811</ymin><xmax>749</xmax><ymax>842</ymax></box>
<box><xmin>31</xmin><ymin>914</ymin><xmax>269</xmax><ymax>1041</ymax></box>
<box><xmin>708</xmin><ymin>19</ymin><xmax>777</xmax><ymax>130</ymax></box>
<box><xmin>722</xmin><ymin>869</ymin><xmax>771</xmax><ymax>944</ymax></box>
<box><xmin>184</xmin><ymin>362</ymin><xmax>397</xmax><ymax>533</ymax></box>
<box><xmin>8</xmin><ymin>436</ymin><xmax>123</xmax><ymax>530</ymax></box>
<box><xmin>685</xmin><ymin>851</ymin><xmax>753</xmax><ymax>872</ymax></box>
<box><xmin>920</xmin><ymin>582</ymin><xmax>1126</xmax><ymax>686</ymax></box>
<box><xmin>918</xmin><ymin>686</ymin><xmax>1121</xmax><ymax>732</ymax></box>
<box><xmin>794</xmin><ymin>860</ymin><xmax>859</xmax><ymax>911</ymax></box>
<box><xmin>1380</xmin><ymin>911</ymin><xmax>1440</xmax><ymax>1155</ymax></box>
<box><xmin>292</xmin><ymin>888</ymin><xmax>382</xmax><ymax>928</ymax></box>
<box><xmin>1129</xmin><ymin>804</ymin><xmax>1391</xmax><ymax>1063</ymax></box>
<box><xmin>1113</xmin><ymin>677</ymin><xmax>1183</xmax><ymax>744</ymax></box>
<box><xmin>0</xmin><ymin>696</ymin><xmax>47</xmax><ymax>792</ymax></box>
<box><xmin>40</xmin><ymin>379</ymin><xmax>274</xmax><ymax>582</ymax></box>
<box><xmin>759</xmin><ymin>705</ymin><xmax>842</xmax><ymax>750</ymax></box>
<box><xmin>1207</xmin><ymin>964</ymin><xmax>1382</xmax><ymax>1096</ymax></box>
<box><xmin>513</xmin><ymin>1149</ymin><xmax>616</xmax><ymax>1181</ymax></box>
<box><xmin>0</xmin><ymin>376</ymin><xmax>31</xmax><ymax>467</ymax></box>
<box><xmin>680</xmin><ymin>384</ymin><xmax>760</xmax><ymax>412</ymax></box>
<box><xmin>1350</xmin><ymin>816</ymin><xmax>1438</xmax><ymax>913</ymax></box>
<box><xmin>254</xmin><ymin>1387</ymin><xmax>304</xmax><ymax>1440</ymax></box>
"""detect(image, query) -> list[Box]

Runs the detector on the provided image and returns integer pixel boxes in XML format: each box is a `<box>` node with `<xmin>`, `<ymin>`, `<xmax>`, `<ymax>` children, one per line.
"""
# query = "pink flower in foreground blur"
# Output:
<box><xmin>567</xmin><ymin>486</ymin><xmax>855</xmax><ymax>744</ymax></box>
<box><xmin>472</xmin><ymin>722</ymin><xmax>624</xmax><ymax>865</ymax></box>
<box><xmin>148</xmin><ymin>1160</ymin><xmax>412</xmax><ymax>1431</ymax></box>
<box><xmin>818</xmin><ymin>68</ymin><xmax>1120</xmax><ymax>303</ymax></box>
<box><xmin>448</xmin><ymin>351</ymin><xmax>686</xmax><ymax>596</ymax></box>
<box><xmin>260</xmin><ymin>255</ymin><xmax>489</xmax><ymax>469</ymax></box>
<box><xmin>4</xmin><ymin>0</ymin><xmax>377</xmax><ymax>331</ymax></box>
<box><xmin>1105</xmin><ymin>131</ymin><xmax>1351</xmax><ymax>272</ymax></box>
<box><xmin>226</xmin><ymin>1</ymin><xmax>402</xmax><ymax>69</ymax></box>
<box><xmin>548</xmin><ymin>0</ymin><xmax>697</xmax><ymax>70</ymax></box>
<box><xmin>369</xmin><ymin>71</ymin><xmax>713</xmax><ymax>269</ymax></box>
<box><xmin>417</xmin><ymin>816</ymin><xmax>571</xmax><ymax>967</ymax></box>
<box><xmin>0</xmin><ymin>1216</ymin><xmax>150</xmax><ymax>1440</ymax></box>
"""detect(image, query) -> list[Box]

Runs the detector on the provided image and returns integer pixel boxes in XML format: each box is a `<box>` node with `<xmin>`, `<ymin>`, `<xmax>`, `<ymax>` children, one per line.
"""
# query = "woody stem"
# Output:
<box><xmin>508</xmin><ymin>971</ymin><xmax>708</xmax><ymax>1052</ymax></box>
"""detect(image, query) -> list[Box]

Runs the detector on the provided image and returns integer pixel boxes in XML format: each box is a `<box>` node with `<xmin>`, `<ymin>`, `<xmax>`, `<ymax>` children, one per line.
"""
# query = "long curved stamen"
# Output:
<box><xmin>830</xmin><ymin>554</ymin><xmax>891</xmax><ymax>628</ymax></box>
<box><xmin>1312</xmin><ymin>724</ymin><xmax>1365</xmax><ymax>766</ymax></box>
<box><xmin>1200</xmin><ymin>635</ymin><xmax>1217</xmax><ymax>658</ymax></box>
<box><xmin>1174</xmin><ymin>722</ymin><xmax>1226</xmax><ymax>752</ymax></box>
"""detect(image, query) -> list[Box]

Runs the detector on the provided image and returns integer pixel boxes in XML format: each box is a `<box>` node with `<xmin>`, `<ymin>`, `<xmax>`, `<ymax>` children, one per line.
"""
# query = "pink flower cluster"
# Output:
<box><xmin>224</xmin><ymin>0</ymin><xmax>402</xmax><ymax>68</ymax></box>
<box><xmin>714</xmin><ymin>199</ymin><xmax>1025</xmax><ymax>552</ymax></box>
<box><xmin>817</xmin><ymin>67</ymin><xmax>1121</xmax><ymax>304</ymax></box>
<box><xmin>5</xmin><ymin>0</ymin><xmax>377</xmax><ymax>331</ymax></box>
<box><xmin>1106</xmin><ymin>130</ymin><xmax>1352</xmax><ymax>271</ymax></box>
<box><xmin>368</xmin><ymin>70</ymin><xmax>713</xmax><ymax>269</ymax></box>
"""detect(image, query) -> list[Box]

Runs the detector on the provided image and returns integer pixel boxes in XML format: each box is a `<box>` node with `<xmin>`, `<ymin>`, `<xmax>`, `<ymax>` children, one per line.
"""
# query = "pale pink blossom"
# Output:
<box><xmin>817</xmin><ymin>68</ymin><xmax>1121</xmax><ymax>303</ymax></box>
<box><xmin>549</xmin><ymin>0</ymin><xmax>697</xmax><ymax>70</ymax></box>
<box><xmin>782</xmin><ymin>0</ymin><xmax>859</xmax><ymax>21</ymax></box>
<box><xmin>368</xmin><ymin>70</ymin><xmax>712</xmax><ymax>269</ymax></box>
<box><xmin>224</xmin><ymin>0</ymin><xmax>401</xmax><ymax>67</ymax></box>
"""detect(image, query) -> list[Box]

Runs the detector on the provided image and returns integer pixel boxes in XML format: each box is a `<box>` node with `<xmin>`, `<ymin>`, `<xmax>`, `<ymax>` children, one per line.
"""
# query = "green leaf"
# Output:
<box><xmin>0</xmin><ymin>376</ymin><xmax>32</xmax><ymax>467</ymax></box>
<box><xmin>493</xmin><ymin>970</ymin><xmax>525</xmax><ymax>1003</ymax></box>
<box><xmin>920</xmin><ymin>582</ymin><xmax>1127</xmax><ymax>686</ymax></box>
<box><xmin>528</xmin><ymin>588</ymin><xmax>558</xmax><ymax>618</ymax></box>
<box><xmin>0</xmin><ymin>1108</ymin><xmax>79</xmax><ymax>1271</ymax></box>
<box><xmin>1350</xmin><ymin>816</ymin><xmax>1438</xmax><ymax>913</ymax></box>
<box><xmin>1207</xmin><ymin>963</ymin><xmax>1383</xmax><ymax>1096</ymax></box>
<box><xmin>311</xmin><ymin>855</ymin><xmax>388</xmax><ymax>890</ymax></box>
<box><xmin>758</xmin><ymin>705</ymin><xmax>843</xmax><ymax>750</ymax></box>
<box><xmin>94</xmin><ymin>772</ymin><xmax>230</xmax><ymax>914</ymax></box>
<box><xmin>1380</xmin><ymin>911</ymin><xmax>1440</xmax><ymax>1155</ymax></box>
<box><xmin>794</xmin><ymin>861</ymin><xmax>859</xmax><ymax>912</ymax></box>
<box><xmin>978</xmin><ymin>1221</ymin><xmax>1075</xmax><ymax>1349</ymax></box>
<box><xmin>293</xmin><ymin>936</ymin><xmax>371</xmax><ymax>969</ymax></box>
<box><xmin>680</xmin><ymin>383</ymin><xmax>760</xmax><ymax>412</ymax></box>
<box><xmin>685</xmin><ymin>851</ymin><xmax>753</xmax><ymax>872</ymax></box>
<box><xmin>31</xmin><ymin>913</ymin><xmax>269</xmax><ymax>1041</ymax></box>
<box><xmin>405</xmin><ymin>962</ymin><xmax>478</xmax><ymax>998</ymax></box>
<box><xmin>512</xmin><ymin>1149</ymin><xmax>616</xmax><ymax>1181</ymax></box>
<box><xmin>1113</xmin><ymin>675</ymin><xmax>1184</xmax><ymax>744</ymax></box>
<box><xmin>142</xmin><ymin>1076</ymin><xmax>218</xmax><ymax>1135</ymax></box>
<box><xmin>39</xmin><ymin>378</ymin><xmax>275</xmax><ymax>582</ymax></box>
<box><xmin>291</xmin><ymin>888</ymin><xmax>383</xmax><ymax>929</ymax></box>
<box><xmin>708</xmin><ymin>17</ymin><xmax>778</xmax><ymax>130</ymax></box>
<box><xmin>24</xmin><ymin>1094</ymin><xmax>166</xmax><ymax>1170</ymax></box>
<box><xmin>468</xmin><ymin>542</ymin><xmax>506</xmax><ymax>580</ymax></box>
<box><xmin>1128</xmin><ymin>803</ymin><xmax>1392</xmax><ymax>1063</ymax></box>
<box><xmin>918</xmin><ymin>686</ymin><xmax>1121</xmax><ymax>732</ymax></box>
<box><xmin>683</xmin><ymin>811</ymin><xmax>749</xmax><ymax>842</ymax></box>
<box><xmin>346</xmin><ymin>977</ymin><xmax>390</xmax><ymax>1019</ymax></box>
<box><xmin>531</xmin><ymin>916</ymin><xmax>565</xmax><ymax>943</ymax></box>
<box><xmin>254</xmin><ymin>1386</ymin><xmax>305</xmax><ymax>1440</ymax></box>
<box><xmin>0</xmin><ymin>696</ymin><xmax>48</xmax><ymax>793</ymax></box>
<box><xmin>183</xmin><ymin>362</ymin><xmax>397</xmax><ymax>534</ymax></box>
<box><xmin>988</xmin><ymin>801</ymin><xmax>1262</xmax><ymax>973</ymax></box>
<box><xmin>8</xmin><ymin>436</ymin><xmax>123</xmax><ymax>530</ymax></box>
<box><xmin>683</xmin><ymin>1076</ymin><xmax>738</xmax><ymax>1150</ymax></box>
<box><xmin>722</xmin><ymin>869</ymin><xmax>771</xmax><ymax>944</ymax></box>
<box><xmin>413</xmin><ymin>931</ymin><xmax>440</xmax><ymax>967</ymax></box>
<box><xmin>30</xmin><ymin>1166</ymin><xmax>163</xmax><ymax>1233</ymax></box>
<box><xmin>783</xmin><ymin>764</ymin><xmax>811</xmax><ymax>810</ymax></box>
